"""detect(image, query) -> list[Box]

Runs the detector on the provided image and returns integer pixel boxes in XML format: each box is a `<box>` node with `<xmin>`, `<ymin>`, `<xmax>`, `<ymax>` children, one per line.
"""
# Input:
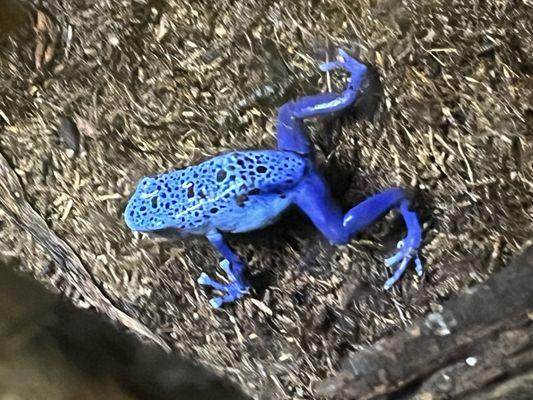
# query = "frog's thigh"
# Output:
<box><xmin>293</xmin><ymin>172</ymin><xmax>349</xmax><ymax>245</ymax></box>
<box><xmin>276</xmin><ymin>93</ymin><xmax>340</xmax><ymax>154</ymax></box>
<box><xmin>276</xmin><ymin>102</ymin><xmax>313</xmax><ymax>154</ymax></box>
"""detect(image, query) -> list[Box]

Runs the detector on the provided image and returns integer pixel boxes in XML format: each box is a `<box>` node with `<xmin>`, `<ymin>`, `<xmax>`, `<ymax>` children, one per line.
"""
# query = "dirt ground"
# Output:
<box><xmin>0</xmin><ymin>0</ymin><xmax>532</xmax><ymax>399</ymax></box>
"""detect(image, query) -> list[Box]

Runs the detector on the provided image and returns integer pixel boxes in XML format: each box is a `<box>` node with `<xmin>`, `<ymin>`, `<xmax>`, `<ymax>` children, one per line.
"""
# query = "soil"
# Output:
<box><xmin>0</xmin><ymin>0</ymin><xmax>532</xmax><ymax>399</ymax></box>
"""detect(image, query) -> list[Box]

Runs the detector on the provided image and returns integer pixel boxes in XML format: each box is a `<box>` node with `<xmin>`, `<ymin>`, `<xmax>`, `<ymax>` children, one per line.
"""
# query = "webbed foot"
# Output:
<box><xmin>197</xmin><ymin>259</ymin><xmax>251</xmax><ymax>308</ymax></box>
<box><xmin>383</xmin><ymin>200</ymin><xmax>423</xmax><ymax>289</ymax></box>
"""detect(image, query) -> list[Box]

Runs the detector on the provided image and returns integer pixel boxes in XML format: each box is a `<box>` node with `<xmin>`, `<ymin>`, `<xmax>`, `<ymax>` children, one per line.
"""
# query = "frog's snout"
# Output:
<box><xmin>124</xmin><ymin>199</ymin><xmax>138</xmax><ymax>231</ymax></box>
<box><xmin>124</xmin><ymin>176</ymin><xmax>161</xmax><ymax>231</ymax></box>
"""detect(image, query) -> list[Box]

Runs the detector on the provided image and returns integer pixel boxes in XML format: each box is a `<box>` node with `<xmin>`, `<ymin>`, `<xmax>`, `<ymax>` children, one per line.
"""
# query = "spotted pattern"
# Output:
<box><xmin>125</xmin><ymin>150</ymin><xmax>306</xmax><ymax>232</ymax></box>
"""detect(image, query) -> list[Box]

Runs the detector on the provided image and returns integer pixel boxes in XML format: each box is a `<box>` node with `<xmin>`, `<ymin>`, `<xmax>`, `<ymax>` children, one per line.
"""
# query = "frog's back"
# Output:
<box><xmin>125</xmin><ymin>150</ymin><xmax>307</xmax><ymax>234</ymax></box>
<box><xmin>209</xmin><ymin>150</ymin><xmax>308</xmax><ymax>193</ymax></box>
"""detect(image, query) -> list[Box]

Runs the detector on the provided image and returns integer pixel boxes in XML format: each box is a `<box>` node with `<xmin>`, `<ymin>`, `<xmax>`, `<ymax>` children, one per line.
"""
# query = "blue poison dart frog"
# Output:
<box><xmin>124</xmin><ymin>49</ymin><xmax>423</xmax><ymax>308</ymax></box>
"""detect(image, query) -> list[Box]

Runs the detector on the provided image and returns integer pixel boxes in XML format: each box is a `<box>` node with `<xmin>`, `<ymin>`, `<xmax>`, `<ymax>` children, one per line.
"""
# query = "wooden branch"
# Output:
<box><xmin>0</xmin><ymin>151</ymin><xmax>171</xmax><ymax>352</ymax></box>
<box><xmin>316</xmin><ymin>246</ymin><xmax>533</xmax><ymax>399</ymax></box>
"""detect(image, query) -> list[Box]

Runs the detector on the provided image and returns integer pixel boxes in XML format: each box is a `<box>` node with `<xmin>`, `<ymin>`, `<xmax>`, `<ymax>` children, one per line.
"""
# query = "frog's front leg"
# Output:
<box><xmin>276</xmin><ymin>49</ymin><xmax>367</xmax><ymax>155</ymax></box>
<box><xmin>197</xmin><ymin>231</ymin><xmax>250</xmax><ymax>308</ymax></box>
<box><xmin>294</xmin><ymin>173</ymin><xmax>423</xmax><ymax>289</ymax></box>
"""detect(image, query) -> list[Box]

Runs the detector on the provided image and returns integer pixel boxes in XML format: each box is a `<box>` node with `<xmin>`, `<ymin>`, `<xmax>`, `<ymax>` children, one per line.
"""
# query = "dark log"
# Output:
<box><xmin>0</xmin><ymin>257</ymin><xmax>250</xmax><ymax>400</ymax></box>
<box><xmin>316</xmin><ymin>246</ymin><xmax>533</xmax><ymax>400</ymax></box>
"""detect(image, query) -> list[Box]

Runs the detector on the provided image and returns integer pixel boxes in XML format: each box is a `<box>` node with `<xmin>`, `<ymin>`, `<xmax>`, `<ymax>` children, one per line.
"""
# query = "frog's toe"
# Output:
<box><xmin>383</xmin><ymin>239</ymin><xmax>423</xmax><ymax>290</ymax></box>
<box><xmin>414</xmin><ymin>254</ymin><xmax>423</xmax><ymax>276</ymax></box>
<box><xmin>219</xmin><ymin>259</ymin><xmax>236</xmax><ymax>282</ymax></box>
<box><xmin>318</xmin><ymin>49</ymin><xmax>365</xmax><ymax>74</ymax></box>
<box><xmin>319</xmin><ymin>61</ymin><xmax>340</xmax><ymax>72</ymax></box>
<box><xmin>336</xmin><ymin>48</ymin><xmax>367</xmax><ymax>74</ymax></box>
<box><xmin>197</xmin><ymin>259</ymin><xmax>251</xmax><ymax>308</ymax></box>
<box><xmin>208</xmin><ymin>288</ymin><xmax>247</xmax><ymax>309</ymax></box>
<box><xmin>197</xmin><ymin>272</ymin><xmax>226</xmax><ymax>291</ymax></box>
<box><xmin>209</xmin><ymin>297</ymin><xmax>225</xmax><ymax>309</ymax></box>
<box><xmin>203</xmin><ymin>284</ymin><xmax>249</xmax><ymax>309</ymax></box>
<box><xmin>384</xmin><ymin>258</ymin><xmax>410</xmax><ymax>290</ymax></box>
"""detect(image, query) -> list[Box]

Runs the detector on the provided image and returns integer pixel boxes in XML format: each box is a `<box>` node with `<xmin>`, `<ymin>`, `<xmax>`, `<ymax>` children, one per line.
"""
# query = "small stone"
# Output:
<box><xmin>108</xmin><ymin>34</ymin><xmax>119</xmax><ymax>46</ymax></box>
<box><xmin>214</xmin><ymin>26</ymin><xmax>227</xmax><ymax>37</ymax></box>
<box><xmin>465</xmin><ymin>356</ymin><xmax>477</xmax><ymax>366</ymax></box>
<box><xmin>425</xmin><ymin>312</ymin><xmax>451</xmax><ymax>336</ymax></box>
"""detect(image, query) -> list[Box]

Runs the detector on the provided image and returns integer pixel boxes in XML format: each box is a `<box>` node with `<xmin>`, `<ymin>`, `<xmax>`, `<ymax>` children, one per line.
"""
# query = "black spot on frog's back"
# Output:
<box><xmin>214</xmin><ymin>150</ymin><xmax>307</xmax><ymax>194</ymax></box>
<box><xmin>235</xmin><ymin>194</ymin><xmax>248</xmax><ymax>207</ymax></box>
<box><xmin>187</xmin><ymin>185</ymin><xmax>195</xmax><ymax>198</ymax></box>
<box><xmin>216</xmin><ymin>169</ymin><xmax>227</xmax><ymax>182</ymax></box>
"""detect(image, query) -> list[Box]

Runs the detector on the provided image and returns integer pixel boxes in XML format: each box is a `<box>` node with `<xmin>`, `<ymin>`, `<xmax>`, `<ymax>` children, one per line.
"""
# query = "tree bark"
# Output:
<box><xmin>316</xmin><ymin>246</ymin><xmax>533</xmax><ymax>400</ymax></box>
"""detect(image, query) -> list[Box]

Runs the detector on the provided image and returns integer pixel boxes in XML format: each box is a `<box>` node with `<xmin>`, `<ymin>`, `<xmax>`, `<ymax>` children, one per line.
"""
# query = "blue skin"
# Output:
<box><xmin>124</xmin><ymin>49</ymin><xmax>423</xmax><ymax>308</ymax></box>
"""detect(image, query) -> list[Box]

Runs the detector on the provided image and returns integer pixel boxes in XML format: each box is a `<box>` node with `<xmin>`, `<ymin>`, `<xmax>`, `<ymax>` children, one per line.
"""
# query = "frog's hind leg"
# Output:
<box><xmin>276</xmin><ymin>49</ymin><xmax>367</xmax><ymax>155</ymax></box>
<box><xmin>342</xmin><ymin>189</ymin><xmax>423</xmax><ymax>289</ymax></box>
<box><xmin>197</xmin><ymin>231</ymin><xmax>251</xmax><ymax>308</ymax></box>
<box><xmin>294</xmin><ymin>172</ymin><xmax>423</xmax><ymax>289</ymax></box>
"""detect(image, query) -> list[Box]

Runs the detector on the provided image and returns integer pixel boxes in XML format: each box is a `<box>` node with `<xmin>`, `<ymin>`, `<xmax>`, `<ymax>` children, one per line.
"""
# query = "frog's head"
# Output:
<box><xmin>124</xmin><ymin>175</ymin><xmax>167</xmax><ymax>232</ymax></box>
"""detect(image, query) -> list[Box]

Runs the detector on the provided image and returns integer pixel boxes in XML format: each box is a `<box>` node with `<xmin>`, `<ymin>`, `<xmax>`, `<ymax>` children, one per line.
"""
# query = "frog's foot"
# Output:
<box><xmin>383</xmin><ymin>240</ymin><xmax>423</xmax><ymax>289</ymax></box>
<box><xmin>383</xmin><ymin>200</ymin><xmax>423</xmax><ymax>290</ymax></box>
<box><xmin>197</xmin><ymin>259</ymin><xmax>251</xmax><ymax>308</ymax></box>
<box><xmin>319</xmin><ymin>48</ymin><xmax>367</xmax><ymax>86</ymax></box>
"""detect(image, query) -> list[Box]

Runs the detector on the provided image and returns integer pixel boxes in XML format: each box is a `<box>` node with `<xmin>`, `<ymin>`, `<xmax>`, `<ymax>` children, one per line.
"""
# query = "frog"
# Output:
<box><xmin>124</xmin><ymin>49</ymin><xmax>423</xmax><ymax>308</ymax></box>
